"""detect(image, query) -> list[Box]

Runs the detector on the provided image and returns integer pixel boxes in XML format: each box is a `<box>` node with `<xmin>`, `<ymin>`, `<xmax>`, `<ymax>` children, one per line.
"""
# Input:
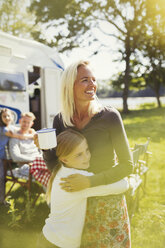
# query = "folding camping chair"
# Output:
<box><xmin>3</xmin><ymin>146</ymin><xmax>44</xmax><ymax>205</ymax></box>
<box><xmin>133</xmin><ymin>137</ymin><xmax>152</xmax><ymax>191</ymax></box>
<box><xmin>126</xmin><ymin>148</ymin><xmax>142</xmax><ymax>219</ymax></box>
<box><xmin>3</xmin><ymin>159</ymin><xmax>33</xmax><ymax>199</ymax></box>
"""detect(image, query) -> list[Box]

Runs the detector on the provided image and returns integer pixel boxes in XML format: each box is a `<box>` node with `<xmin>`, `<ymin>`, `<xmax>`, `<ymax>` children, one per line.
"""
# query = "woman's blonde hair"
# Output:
<box><xmin>46</xmin><ymin>129</ymin><xmax>86</xmax><ymax>204</ymax></box>
<box><xmin>60</xmin><ymin>60</ymin><xmax>101</xmax><ymax>127</ymax></box>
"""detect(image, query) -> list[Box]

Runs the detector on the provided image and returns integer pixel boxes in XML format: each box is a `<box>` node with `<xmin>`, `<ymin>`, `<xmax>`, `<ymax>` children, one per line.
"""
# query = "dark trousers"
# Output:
<box><xmin>36</xmin><ymin>232</ymin><xmax>60</xmax><ymax>248</ymax></box>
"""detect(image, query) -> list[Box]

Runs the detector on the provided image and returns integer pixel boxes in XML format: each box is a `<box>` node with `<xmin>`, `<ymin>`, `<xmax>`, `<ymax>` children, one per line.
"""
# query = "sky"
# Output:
<box><xmin>60</xmin><ymin>48</ymin><xmax>124</xmax><ymax>80</ymax></box>
<box><xmin>25</xmin><ymin>0</ymin><xmax>124</xmax><ymax>80</ymax></box>
<box><xmin>25</xmin><ymin>0</ymin><xmax>125</xmax><ymax>80</ymax></box>
<box><xmin>52</xmin><ymin>22</ymin><xmax>125</xmax><ymax>80</ymax></box>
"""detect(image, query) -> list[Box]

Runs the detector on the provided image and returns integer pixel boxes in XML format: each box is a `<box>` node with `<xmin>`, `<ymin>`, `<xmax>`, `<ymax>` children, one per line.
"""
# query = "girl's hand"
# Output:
<box><xmin>29</xmin><ymin>128</ymin><xmax>36</xmax><ymax>135</ymax></box>
<box><xmin>33</xmin><ymin>133</ymin><xmax>40</xmax><ymax>149</ymax></box>
<box><xmin>60</xmin><ymin>174</ymin><xmax>91</xmax><ymax>192</ymax></box>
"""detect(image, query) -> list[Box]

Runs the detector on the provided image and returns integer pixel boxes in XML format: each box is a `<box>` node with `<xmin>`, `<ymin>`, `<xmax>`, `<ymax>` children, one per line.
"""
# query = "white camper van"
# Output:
<box><xmin>0</xmin><ymin>31</ymin><xmax>64</xmax><ymax>130</ymax></box>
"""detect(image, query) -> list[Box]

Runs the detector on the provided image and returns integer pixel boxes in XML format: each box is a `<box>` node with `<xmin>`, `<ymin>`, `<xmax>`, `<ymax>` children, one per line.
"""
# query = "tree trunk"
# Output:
<box><xmin>154</xmin><ymin>81</ymin><xmax>162</xmax><ymax>108</ymax></box>
<box><xmin>156</xmin><ymin>94</ymin><xmax>162</xmax><ymax>108</ymax></box>
<box><xmin>123</xmin><ymin>73</ymin><xmax>129</xmax><ymax>113</ymax></box>
<box><xmin>122</xmin><ymin>34</ymin><xmax>131</xmax><ymax>113</ymax></box>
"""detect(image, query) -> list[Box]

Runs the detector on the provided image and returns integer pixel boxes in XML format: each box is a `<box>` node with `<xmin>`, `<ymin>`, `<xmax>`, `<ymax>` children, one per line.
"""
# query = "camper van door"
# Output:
<box><xmin>41</xmin><ymin>67</ymin><xmax>62</xmax><ymax>128</ymax></box>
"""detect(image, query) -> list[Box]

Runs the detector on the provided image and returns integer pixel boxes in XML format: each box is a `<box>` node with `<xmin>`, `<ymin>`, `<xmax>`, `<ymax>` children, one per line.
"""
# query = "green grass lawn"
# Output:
<box><xmin>122</xmin><ymin>104</ymin><xmax>165</xmax><ymax>248</ymax></box>
<box><xmin>0</xmin><ymin>104</ymin><xmax>165</xmax><ymax>248</ymax></box>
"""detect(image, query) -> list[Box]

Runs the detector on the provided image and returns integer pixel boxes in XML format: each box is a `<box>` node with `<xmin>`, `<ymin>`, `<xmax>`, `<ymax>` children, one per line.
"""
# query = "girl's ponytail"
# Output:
<box><xmin>46</xmin><ymin>163</ymin><xmax>61</xmax><ymax>204</ymax></box>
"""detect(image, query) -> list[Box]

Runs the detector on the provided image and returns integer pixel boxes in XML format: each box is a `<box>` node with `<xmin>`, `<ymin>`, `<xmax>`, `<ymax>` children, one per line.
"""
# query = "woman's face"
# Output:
<box><xmin>2</xmin><ymin>111</ymin><xmax>13</xmax><ymax>126</ymax></box>
<box><xmin>74</xmin><ymin>65</ymin><xmax>97</xmax><ymax>104</ymax></box>
<box><xmin>61</xmin><ymin>139</ymin><xmax>91</xmax><ymax>170</ymax></box>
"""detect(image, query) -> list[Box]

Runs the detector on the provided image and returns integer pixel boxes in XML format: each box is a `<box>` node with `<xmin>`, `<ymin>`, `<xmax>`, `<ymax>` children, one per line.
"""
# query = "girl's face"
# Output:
<box><xmin>61</xmin><ymin>139</ymin><xmax>91</xmax><ymax>170</ymax></box>
<box><xmin>1</xmin><ymin>111</ymin><xmax>13</xmax><ymax>126</ymax></box>
<box><xmin>74</xmin><ymin>65</ymin><xmax>97</xmax><ymax>105</ymax></box>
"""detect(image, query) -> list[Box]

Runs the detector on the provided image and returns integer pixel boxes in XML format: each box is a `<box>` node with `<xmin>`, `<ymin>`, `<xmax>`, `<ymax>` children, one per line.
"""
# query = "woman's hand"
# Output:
<box><xmin>60</xmin><ymin>174</ymin><xmax>91</xmax><ymax>192</ymax></box>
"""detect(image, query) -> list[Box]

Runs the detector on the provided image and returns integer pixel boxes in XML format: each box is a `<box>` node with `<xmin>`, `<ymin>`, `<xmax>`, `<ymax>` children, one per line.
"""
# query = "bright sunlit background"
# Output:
<box><xmin>44</xmin><ymin>20</ymin><xmax>125</xmax><ymax>80</ymax></box>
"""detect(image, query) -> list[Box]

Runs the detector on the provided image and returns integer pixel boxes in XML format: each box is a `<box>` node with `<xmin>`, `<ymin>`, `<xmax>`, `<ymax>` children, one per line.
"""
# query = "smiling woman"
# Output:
<box><xmin>72</xmin><ymin>64</ymin><xmax>98</xmax><ymax>129</ymax></box>
<box><xmin>59</xmin><ymin>60</ymin><xmax>101</xmax><ymax>129</ymax></box>
<box><xmin>74</xmin><ymin>68</ymin><xmax>97</xmax><ymax>102</ymax></box>
<box><xmin>34</xmin><ymin>59</ymin><xmax>133</xmax><ymax>247</ymax></box>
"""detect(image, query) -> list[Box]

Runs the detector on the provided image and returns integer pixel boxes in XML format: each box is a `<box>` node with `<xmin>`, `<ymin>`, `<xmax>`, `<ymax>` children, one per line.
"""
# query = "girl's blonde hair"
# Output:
<box><xmin>60</xmin><ymin>60</ymin><xmax>101</xmax><ymax>127</ymax></box>
<box><xmin>46</xmin><ymin>129</ymin><xmax>86</xmax><ymax>204</ymax></box>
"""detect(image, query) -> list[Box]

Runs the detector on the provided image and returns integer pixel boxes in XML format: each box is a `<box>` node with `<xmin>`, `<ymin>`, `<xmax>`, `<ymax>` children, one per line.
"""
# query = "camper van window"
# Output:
<box><xmin>0</xmin><ymin>72</ymin><xmax>25</xmax><ymax>91</ymax></box>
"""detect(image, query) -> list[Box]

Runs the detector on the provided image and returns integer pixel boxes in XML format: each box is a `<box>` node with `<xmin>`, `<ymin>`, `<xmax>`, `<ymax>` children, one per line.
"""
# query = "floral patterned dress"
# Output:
<box><xmin>80</xmin><ymin>194</ymin><xmax>131</xmax><ymax>248</ymax></box>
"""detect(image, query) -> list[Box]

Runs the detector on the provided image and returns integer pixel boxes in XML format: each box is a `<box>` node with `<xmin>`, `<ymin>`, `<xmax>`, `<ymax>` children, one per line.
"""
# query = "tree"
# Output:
<box><xmin>140</xmin><ymin>0</ymin><xmax>165</xmax><ymax>107</ymax></box>
<box><xmin>143</xmin><ymin>68</ymin><xmax>165</xmax><ymax>107</ymax></box>
<box><xmin>29</xmin><ymin>0</ymin><xmax>92</xmax><ymax>51</ymax></box>
<box><xmin>0</xmin><ymin>0</ymin><xmax>39</xmax><ymax>38</ymax></box>
<box><xmin>29</xmin><ymin>0</ymin><xmax>149</xmax><ymax>113</ymax></box>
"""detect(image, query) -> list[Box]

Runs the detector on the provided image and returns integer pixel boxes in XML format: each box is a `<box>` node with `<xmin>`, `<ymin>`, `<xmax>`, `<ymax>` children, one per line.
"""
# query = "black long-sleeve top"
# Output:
<box><xmin>43</xmin><ymin>106</ymin><xmax>133</xmax><ymax>187</ymax></box>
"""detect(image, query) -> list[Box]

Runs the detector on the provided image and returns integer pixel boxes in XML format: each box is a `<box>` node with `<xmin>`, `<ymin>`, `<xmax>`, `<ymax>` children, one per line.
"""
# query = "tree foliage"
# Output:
<box><xmin>0</xmin><ymin>0</ymin><xmax>39</xmax><ymax>38</ymax></box>
<box><xmin>29</xmin><ymin>0</ymin><xmax>150</xmax><ymax>112</ymax></box>
<box><xmin>29</xmin><ymin>0</ymin><xmax>94</xmax><ymax>51</ymax></box>
<box><xmin>138</xmin><ymin>0</ymin><xmax>165</xmax><ymax>107</ymax></box>
<box><xmin>29</xmin><ymin>0</ymin><xmax>146</xmax><ymax>53</ymax></box>
<box><xmin>28</xmin><ymin>0</ymin><xmax>165</xmax><ymax>110</ymax></box>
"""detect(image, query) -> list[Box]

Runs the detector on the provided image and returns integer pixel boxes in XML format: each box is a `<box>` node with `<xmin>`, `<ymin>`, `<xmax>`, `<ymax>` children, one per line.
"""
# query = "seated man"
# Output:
<box><xmin>8</xmin><ymin>112</ymin><xmax>42</xmax><ymax>179</ymax></box>
<box><xmin>9</xmin><ymin>112</ymin><xmax>42</xmax><ymax>163</ymax></box>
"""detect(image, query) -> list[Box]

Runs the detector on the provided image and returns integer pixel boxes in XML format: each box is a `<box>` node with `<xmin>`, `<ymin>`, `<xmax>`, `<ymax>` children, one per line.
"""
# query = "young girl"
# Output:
<box><xmin>0</xmin><ymin>108</ymin><xmax>29</xmax><ymax>206</ymax></box>
<box><xmin>39</xmin><ymin>129</ymin><xmax>134</xmax><ymax>248</ymax></box>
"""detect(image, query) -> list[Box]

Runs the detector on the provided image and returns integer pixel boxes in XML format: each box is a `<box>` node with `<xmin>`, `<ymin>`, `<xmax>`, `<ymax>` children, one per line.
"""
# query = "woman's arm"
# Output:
<box><xmin>89</xmin><ymin>109</ymin><xmax>133</xmax><ymax>187</ymax></box>
<box><xmin>60</xmin><ymin>108</ymin><xmax>134</xmax><ymax>191</ymax></box>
